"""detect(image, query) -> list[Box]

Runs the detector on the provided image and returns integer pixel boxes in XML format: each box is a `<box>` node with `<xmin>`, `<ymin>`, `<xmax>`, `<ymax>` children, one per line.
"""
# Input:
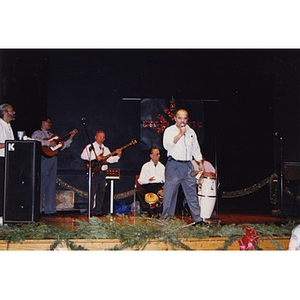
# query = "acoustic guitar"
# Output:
<box><xmin>84</xmin><ymin>139</ymin><xmax>138</xmax><ymax>173</ymax></box>
<box><xmin>41</xmin><ymin>128</ymin><xmax>78</xmax><ymax>157</ymax></box>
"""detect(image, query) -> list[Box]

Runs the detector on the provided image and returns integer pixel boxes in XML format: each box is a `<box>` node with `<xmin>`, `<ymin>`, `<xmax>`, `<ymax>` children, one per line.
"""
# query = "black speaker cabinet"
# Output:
<box><xmin>3</xmin><ymin>140</ymin><xmax>41</xmax><ymax>223</ymax></box>
<box><xmin>283</xmin><ymin>162</ymin><xmax>300</xmax><ymax>181</ymax></box>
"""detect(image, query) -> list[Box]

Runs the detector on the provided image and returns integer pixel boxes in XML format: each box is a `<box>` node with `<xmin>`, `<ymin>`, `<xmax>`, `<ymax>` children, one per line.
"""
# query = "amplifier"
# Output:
<box><xmin>283</xmin><ymin>162</ymin><xmax>300</xmax><ymax>181</ymax></box>
<box><xmin>3</xmin><ymin>140</ymin><xmax>41</xmax><ymax>223</ymax></box>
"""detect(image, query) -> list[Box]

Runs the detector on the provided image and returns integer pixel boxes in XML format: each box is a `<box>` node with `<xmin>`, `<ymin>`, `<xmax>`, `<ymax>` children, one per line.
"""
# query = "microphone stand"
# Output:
<box><xmin>87</xmin><ymin>153</ymin><xmax>92</xmax><ymax>220</ymax></box>
<box><xmin>279</xmin><ymin>136</ymin><xmax>284</xmax><ymax>217</ymax></box>
<box><xmin>81</xmin><ymin>117</ymin><xmax>99</xmax><ymax>220</ymax></box>
<box><xmin>214</xmin><ymin>134</ymin><xmax>219</xmax><ymax>223</ymax></box>
<box><xmin>274</xmin><ymin>132</ymin><xmax>284</xmax><ymax>217</ymax></box>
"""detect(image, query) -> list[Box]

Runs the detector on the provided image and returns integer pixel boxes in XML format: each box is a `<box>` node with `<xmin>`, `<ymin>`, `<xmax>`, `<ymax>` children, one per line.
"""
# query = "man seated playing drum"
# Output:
<box><xmin>136</xmin><ymin>147</ymin><xmax>165</xmax><ymax>217</ymax></box>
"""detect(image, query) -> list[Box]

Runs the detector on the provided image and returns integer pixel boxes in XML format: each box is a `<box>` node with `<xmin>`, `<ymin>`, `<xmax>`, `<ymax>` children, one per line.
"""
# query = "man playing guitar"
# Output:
<box><xmin>31</xmin><ymin>116</ymin><xmax>78</xmax><ymax>215</ymax></box>
<box><xmin>80</xmin><ymin>130</ymin><xmax>122</xmax><ymax>216</ymax></box>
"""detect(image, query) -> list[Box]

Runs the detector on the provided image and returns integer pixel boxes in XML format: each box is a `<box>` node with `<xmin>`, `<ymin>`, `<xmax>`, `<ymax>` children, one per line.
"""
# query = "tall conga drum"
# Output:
<box><xmin>198</xmin><ymin>173</ymin><xmax>217</xmax><ymax>219</ymax></box>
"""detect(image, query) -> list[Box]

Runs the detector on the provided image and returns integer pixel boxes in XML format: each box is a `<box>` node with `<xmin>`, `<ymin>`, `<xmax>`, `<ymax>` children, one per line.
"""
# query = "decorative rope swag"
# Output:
<box><xmin>222</xmin><ymin>173</ymin><xmax>278</xmax><ymax>199</ymax></box>
<box><xmin>56</xmin><ymin>172</ymin><xmax>299</xmax><ymax>204</ymax></box>
<box><xmin>56</xmin><ymin>177</ymin><xmax>88</xmax><ymax>199</ymax></box>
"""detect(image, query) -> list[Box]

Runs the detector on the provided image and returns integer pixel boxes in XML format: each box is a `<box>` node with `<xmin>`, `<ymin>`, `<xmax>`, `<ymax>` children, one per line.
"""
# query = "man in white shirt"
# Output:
<box><xmin>0</xmin><ymin>103</ymin><xmax>16</xmax><ymax>223</ymax></box>
<box><xmin>81</xmin><ymin>130</ymin><xmax>122</xmax><ymax>216</ymax></box>
<box><xmin>162</xmin><ymin>109</ymin><xmax>204</xmax><ymax>225</ymax></box>
<box><xmin>137</xmin><ymin>147</ymin><xmax>165</xmax><ymax>217</ymax></box>
<box><xmin>288</xmin><ymin>224</ymin><xmax>300</xmax><ymax>250</ymax></box>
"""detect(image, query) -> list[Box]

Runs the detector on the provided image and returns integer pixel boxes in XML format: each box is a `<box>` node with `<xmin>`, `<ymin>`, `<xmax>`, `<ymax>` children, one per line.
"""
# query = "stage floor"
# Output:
<box><xmin>1</xmin><ymin>210</ymin><xmax>295</xmax><ymax>251</ymax></box>
<box><xmin>39</xmin><ymin>210</ymin><xmax>295</xmax><ymax>230</ymax></box>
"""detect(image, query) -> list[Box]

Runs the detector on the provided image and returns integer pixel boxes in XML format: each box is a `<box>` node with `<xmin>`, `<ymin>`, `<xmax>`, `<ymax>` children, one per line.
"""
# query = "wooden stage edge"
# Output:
<box><xmin>0</xmin><ymin>211</ymin><xmax>296</xmax><ymax>250</ymax></box>
<box><xmin>0</xmin><ymin>237</ymin><xmax>290</xmax><ymax>251</ymax></box>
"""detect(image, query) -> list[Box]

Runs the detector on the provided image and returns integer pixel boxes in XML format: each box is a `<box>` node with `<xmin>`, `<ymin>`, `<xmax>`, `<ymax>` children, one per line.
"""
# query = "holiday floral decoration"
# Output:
<box><xmin>238</xmin><ymin>226</ymin><xmax>260</xmax><ymax>250</ymax></box>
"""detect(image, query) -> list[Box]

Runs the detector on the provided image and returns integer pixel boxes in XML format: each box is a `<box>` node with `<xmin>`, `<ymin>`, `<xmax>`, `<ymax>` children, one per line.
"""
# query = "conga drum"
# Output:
<box><xmin>156</xmin><ymin>189</ymin><xmax>163</xmax><ymax>207</ymax></box>
<box><xmin>145</xmin><ymin>193</ymin><xmax>159</xmax><ymax>209</ymax></box>
<box><xmin>198</xmin><ymin>173</ymin><xmax>217</xmax><ymax>219</ymax></box>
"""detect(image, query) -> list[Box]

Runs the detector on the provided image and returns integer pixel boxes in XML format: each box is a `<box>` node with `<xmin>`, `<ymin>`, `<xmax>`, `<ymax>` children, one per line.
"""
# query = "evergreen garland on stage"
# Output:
<box><xmin>0</xmin><ymin>216</ymin><xmax>296</xmax><ymax>250</ymax></box>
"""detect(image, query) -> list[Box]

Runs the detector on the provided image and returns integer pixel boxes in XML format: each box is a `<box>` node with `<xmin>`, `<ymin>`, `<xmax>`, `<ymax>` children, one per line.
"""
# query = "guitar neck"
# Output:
<box><xmin>56</xmin><ymin>132</ymin><xmax>71</xmax><ymax>143</ymax></box>
<box><xmin>102</xmin><ymin>142</ymin><xmax>135</xmax><ymax>160</ymax></box>
<box><xmin>56</xmin><ymin>128</ymin><xmax>78</xmax><ymax>143</ymax></box>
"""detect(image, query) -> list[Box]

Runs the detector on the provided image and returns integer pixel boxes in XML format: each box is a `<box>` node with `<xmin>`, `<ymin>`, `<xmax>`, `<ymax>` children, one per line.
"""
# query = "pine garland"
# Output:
<box><xmin>0</xmin><ymin>216</ymin><xmax>297</xmax><ymax>250</ymax></box>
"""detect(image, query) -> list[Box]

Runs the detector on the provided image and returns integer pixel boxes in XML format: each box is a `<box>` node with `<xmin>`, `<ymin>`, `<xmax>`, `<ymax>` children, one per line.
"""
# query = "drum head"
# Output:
<box><xmin>157</xmin><ymin>189</ymin><xmax>163</xmax><ymax>199</ymax></box>
<box><xmin>201</xmin><ymin>172</ymin><xmax>216</xmax><ymax>179</ymax></box>
<box><xmin>145</xmin><ymin>192</ymin><xmax>159</xmax><ymax>204</ymax></box>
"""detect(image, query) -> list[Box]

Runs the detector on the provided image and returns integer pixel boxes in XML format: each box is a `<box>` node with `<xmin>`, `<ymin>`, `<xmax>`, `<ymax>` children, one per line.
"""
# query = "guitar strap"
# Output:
<box><xmin>40</xmin><ymin>128</ymin><xmax>52</xmax><ymax>137</ymax></box>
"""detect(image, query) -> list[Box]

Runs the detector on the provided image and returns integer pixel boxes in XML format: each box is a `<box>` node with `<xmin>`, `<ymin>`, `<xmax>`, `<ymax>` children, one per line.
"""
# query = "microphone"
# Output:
<box><xmin>81</xmin><ymin>117</ymin><xmax>86</xmax><ymax>125</ymax></box>
<box><xmin>181</xmin><ymin>122</ymin><xmax>186</xmax><ymax>135</ymax></box>
<box><xmin>274</xmin><ymin>132</ymin><xmax>283</xmax><ymax>138</ymax></box>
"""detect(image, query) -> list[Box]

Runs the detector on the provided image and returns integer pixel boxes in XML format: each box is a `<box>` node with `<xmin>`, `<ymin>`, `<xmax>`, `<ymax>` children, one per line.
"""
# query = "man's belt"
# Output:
<box><xmin>168</xmin><ymin>156</ymin><xmax>190</xmax><ymax>163</ymax></box>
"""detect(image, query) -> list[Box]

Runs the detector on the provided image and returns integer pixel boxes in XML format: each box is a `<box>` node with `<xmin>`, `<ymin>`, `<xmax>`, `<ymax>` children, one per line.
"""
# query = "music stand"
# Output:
<box><xmin>106</xmin><ymin>169</ymin><xmax>120</xmax><ymax>214</ymax></box>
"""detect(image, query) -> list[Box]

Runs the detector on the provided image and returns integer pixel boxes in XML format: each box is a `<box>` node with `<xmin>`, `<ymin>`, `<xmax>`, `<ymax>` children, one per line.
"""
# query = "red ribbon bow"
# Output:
<box><xmin>238</xmin><ymin>226</ymin><xmax>259</xmax><ymax>250</ymax></box>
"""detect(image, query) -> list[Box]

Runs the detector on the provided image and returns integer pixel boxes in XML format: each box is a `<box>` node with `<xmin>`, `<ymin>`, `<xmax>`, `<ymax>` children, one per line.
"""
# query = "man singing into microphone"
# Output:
<box><xmin>161</xmin><ymin>109</ymin><xmax>205</xmax><ymax>225</ymax></box>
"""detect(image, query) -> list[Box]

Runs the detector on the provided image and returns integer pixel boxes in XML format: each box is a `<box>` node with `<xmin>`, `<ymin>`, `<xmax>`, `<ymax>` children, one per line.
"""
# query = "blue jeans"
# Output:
<box><xmin>40</xmin><ymin>156</ymin><xmax>57</xmax><ymax>214</ymax></box>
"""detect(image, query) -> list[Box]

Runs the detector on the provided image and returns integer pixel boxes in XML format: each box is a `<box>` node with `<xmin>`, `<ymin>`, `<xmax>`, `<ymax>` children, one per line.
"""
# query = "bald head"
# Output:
<box><xmin>176</xmin><ymin>109</ymin><xmax>188</xmax><ymax>117</ymax></box>
<box><xmin>175</xmin><ymin>109</ymin><xmax>189</xmax><ymax>128</ymax></box>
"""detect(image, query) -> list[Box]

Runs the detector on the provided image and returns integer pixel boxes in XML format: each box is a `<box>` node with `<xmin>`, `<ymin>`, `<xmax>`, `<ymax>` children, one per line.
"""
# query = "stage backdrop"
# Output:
<box><xmin>140</xmin><ymin>98</ymin><xmax>204</xmax><ymax>160</ymax></box>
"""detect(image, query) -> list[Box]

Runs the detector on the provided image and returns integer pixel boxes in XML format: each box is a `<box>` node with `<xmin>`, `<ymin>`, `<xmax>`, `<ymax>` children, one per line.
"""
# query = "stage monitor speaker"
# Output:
<box><xmin>283</xmin><ymin>162</ymin><xmax>300</xmax><ymax>181</ymax></box>
<box><xmin>3</xmin><ymin>140</ymin><xmax>41</xmax><ymax>223</ymax></box>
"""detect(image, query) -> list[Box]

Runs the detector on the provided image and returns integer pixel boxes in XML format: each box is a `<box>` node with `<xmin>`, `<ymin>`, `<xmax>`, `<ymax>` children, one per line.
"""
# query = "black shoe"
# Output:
<box><xmin>91</xmin><ymin>211</ymin><xmax>106</xmax><ymax>217</ymax></box>
<box><xmin>182</xmin><ymin>220</ymin><xmax>206</xmax><ymax>228</ymax></box>
<box><xmin>44</xmin><ymin>212</ymin><xmax>57</xmax><ymax>216</ymax></box>
<box><xmin>192</xmin><ymin>220</ymin><xmax>206</xmax><ymax>226</ymax></box>
<box><xmin>150</xmin><ymin>213</ymin><xmax>160</xmax><ymax>219</ymax></box>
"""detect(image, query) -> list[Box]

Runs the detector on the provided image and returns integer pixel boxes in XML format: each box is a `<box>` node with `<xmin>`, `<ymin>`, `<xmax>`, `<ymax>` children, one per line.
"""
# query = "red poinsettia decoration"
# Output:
<box><xmin>238</xmin><ymin>226</ymin><xmax>260</xmax><ymax>250</ymax></box>
<box><xmin>156</xmin><ymin>114</ymin><xmax>169</xmax><ymax>133</ymax></box>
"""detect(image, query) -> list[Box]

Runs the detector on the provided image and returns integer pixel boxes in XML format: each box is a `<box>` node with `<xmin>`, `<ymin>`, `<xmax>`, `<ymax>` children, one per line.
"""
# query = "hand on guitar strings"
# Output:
<box><xmin>49</xmin><ymin>140</ymin><xmax>57</xmax><ymax>147</ymax></box>
<box><xmin>115</xmin><ymin>148</ymin><xmax>122</xmax><ymax>157</ymax></box>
